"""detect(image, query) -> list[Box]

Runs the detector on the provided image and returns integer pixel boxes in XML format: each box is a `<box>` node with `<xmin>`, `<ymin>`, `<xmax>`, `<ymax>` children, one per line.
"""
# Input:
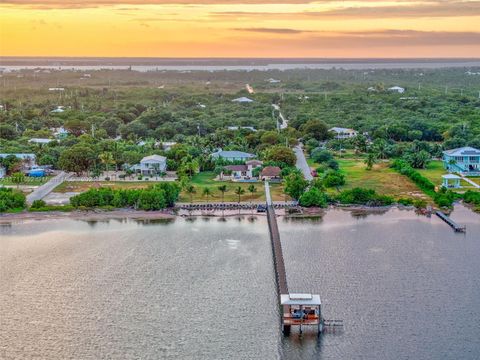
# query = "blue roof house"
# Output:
<box><xmin>211</xmin><ymin>150</ymin><xmax>255</xmax><ymax>162</ymax></box>
<box><xmin>443</xmin><ymin>147</ymin><xmax>480</xmax><ymax>175</ymax></box>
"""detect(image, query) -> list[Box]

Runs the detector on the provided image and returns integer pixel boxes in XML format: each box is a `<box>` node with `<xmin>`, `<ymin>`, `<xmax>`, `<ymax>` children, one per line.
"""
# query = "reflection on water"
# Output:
<box><xmin>280</xmin><ymin>206</ymin><xmax>480</xmax><ymax>360</ymax></box>
<box><xmin>1</xmin><ymin>206</ymin><xmax>479</xmax><ymax>359</ymax></box>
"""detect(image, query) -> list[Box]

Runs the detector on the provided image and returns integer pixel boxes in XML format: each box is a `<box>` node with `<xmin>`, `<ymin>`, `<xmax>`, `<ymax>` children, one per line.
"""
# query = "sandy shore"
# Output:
<box><xmin>0</xmin><ymin>205</ymin><xmax>416</xmax><ymax>224</ymax></box>
<box><xmin>0</xmin><ymin>209</ymin><xmax>176</xmax><ymax>224</ymax></box>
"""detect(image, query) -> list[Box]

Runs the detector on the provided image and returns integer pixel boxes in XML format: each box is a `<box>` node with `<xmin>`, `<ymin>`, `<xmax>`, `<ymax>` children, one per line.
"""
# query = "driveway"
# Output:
<box><xmin>26</xmin><ymin>172</ymin><xmax>72</xmax><ymax>205</ymax></box>
<box><xmin>294</xmin><ymin>145</ymin><xmax>313</xmax><ymax>181</ymax></box>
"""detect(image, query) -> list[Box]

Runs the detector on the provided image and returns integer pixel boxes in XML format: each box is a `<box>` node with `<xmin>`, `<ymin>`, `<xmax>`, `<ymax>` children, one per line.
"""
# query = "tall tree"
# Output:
<box><xmin>217</xmin><ymin>185</ymin><xmax>228</xmax><ymax>203</ymax></box>
<box><xmin>234</xmin><ymin>186</ymin><xmax>245</xmax><ymax>203</ymax></box>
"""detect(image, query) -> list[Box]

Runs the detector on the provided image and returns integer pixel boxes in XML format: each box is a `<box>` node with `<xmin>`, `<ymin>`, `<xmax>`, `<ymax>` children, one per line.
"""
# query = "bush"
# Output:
<box><xmin>310</xmin><ymin>148</ymin><xmax>333</xmax><ymax>163</ymax></box>
<box><xmin>397</xmin><ymin>198</ymin><xmax>414</xmax><ymax>206</ymax></box>
<box><xmin>336</xmin><ymin>187</ymin><xmax>394</xmax><ymax>206</ymax></box>
<box><xmin>299</xmin><ymin>188</ymin><xmax>328</xmax><ymax>208</ymax></box>
<box><xmin>462</xmin><ymin>190</ymin><xmax>480</xmax><ymax>208</ymax></box>
<box><xmin>412</xmin><ymin>199</ymin><xmax>428</xmax><ymax>209</ymax></box>
<box><xmin>0</xmin><ymin>188</ymin><xmax>26</xmax><ymax>212</ymax></box>
<box><xmin>30</xmin><ymin>199</ymin><xmax>47</xmax><ymax>209</ymax></box>
<box><xmin>323</xmin><ymin>170</ymin><xmax>346</xmax><ymax>188</ymax></box>
<box><xmin>391</xmin><ymin>159</ymin><xmax>435</xmax><ymax>193</ymax></box>
<box><xmin>326</xmin><ymin>159</ymin><xmax>339</xmax><ymax>170</ymax></box>
<box><xmin>70</xmin><ymin>182</ymin><xmax>180</xmax><ymax>210</ymax></box>
<box><xmin>105</xmin><ymin>177</ymin><xmax>110</xmax><ymax>181</ymax></box>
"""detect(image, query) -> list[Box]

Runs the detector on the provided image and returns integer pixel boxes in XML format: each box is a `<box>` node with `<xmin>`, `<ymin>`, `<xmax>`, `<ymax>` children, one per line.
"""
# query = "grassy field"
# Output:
<box><xmin>54</xmin><ymin>172</ymin><xmax>288</xmax><ymax>203</ymax></box>
<box><xmin>54</xmin><ymin>181</ymin><xmax>154</xmax><ymax>193</ymax></box>
<box><xmin>335</xmin><ymin>158</ymin><xmax>425</xmax><ymax>198</ymax></box>
<box><xmin>178</xmin><ymin>172</ymin><xmax>287</xmax><ymax>203</ymax></box>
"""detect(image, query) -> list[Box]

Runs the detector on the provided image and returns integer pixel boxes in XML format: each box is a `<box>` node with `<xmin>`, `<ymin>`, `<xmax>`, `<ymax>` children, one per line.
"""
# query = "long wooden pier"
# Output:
<box><xmin>435</xmin><ymin>211</ymin><xmax>466</xmax><ymax>232</ymax></box>
<box><xmin>264</xmin><ymin>181</ymin><xmax>289</xmax><ymax>294</ymax></box>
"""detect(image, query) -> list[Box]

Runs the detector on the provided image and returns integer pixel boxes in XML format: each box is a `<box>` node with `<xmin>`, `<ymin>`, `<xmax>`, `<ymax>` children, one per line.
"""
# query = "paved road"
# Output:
<box><xmin>293</xmin><ymin>145</ymin><xmax>313</xmax><ymax>181</ymax></box>
<box><xmin>26</xmin><ymin>171</ymin><xmax>72</xmax><ymax>205</ymax></box>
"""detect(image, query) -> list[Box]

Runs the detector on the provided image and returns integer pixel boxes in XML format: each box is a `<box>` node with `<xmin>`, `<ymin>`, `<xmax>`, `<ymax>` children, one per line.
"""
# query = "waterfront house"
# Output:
<box><xmin>131</xmin><ymin>155</ymin><xmax>167</xmax><ymax>175</ymax></box>
<box><xmin>329</xmin><ymin>127</ymin><xmax>358</xmax><ymax>140</ymax></box>
<box><xmin>211</xmin><ymin>150</ymin><xmax>256</xmax><ymax>162</ymax></box>
<box><xmin>260</xmin><ymin>166</ymin><xmax>282</xmax><ymax>181</ymax></box>
<box><xmin>443</xmin><ymin>146</ymin><xmax>480</xmax><ymax>175</ymax></box>
<box><xmin>222</xmin><ymin>160</ymin><xmax>263</xmax><ymax>180</ymax></box>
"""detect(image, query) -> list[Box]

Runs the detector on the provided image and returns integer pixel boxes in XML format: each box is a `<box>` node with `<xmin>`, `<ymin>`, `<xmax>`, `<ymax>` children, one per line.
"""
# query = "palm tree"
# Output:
<box><xmin>364</xmin><ymin>152</ymin><xmax>377</xmax><ymax>170</ymax></box>
<box><xmin>11</xmin><ymin>172</ymin><xmax>25</xmax><ymax>188</ymax></box>
<box><xmin>202</xmin><ymin>187</ymin><xmax>212</xmax><ymax>202</ymax></box>
<box><xmin>217</xmin><ymin>185</ymin><xmax>228</xmax><ymax>203</ymax></box>
<box><xmin>99</xmin><ymin>152</ymin><xmax>114</xmax><ymax>172</ymax></box>
<box><xmin>234</xmin><ymin>186</ymin><xmax>245</xmax><ymax>203</ymax></box>
<box><xmin>185</xmin><ymin>185</ymin><xmax>196</xmax><ymax>204</ymax></box>
<box><xmin>247</xmin><ymin>184</ymin><xmax>257</xmax><ymax>200</ymax></box>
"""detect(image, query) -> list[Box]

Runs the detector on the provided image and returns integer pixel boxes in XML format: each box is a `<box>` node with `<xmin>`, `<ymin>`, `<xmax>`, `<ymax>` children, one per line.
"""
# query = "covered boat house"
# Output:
<box><xmin>281</xmin><ymin>293</ymin><xmax>322</xmax><ymax>334</ymax></box>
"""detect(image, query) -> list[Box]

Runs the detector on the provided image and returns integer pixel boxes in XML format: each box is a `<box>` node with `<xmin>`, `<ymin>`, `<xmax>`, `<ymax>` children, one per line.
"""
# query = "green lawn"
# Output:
<box><xmin>53</xmin><ymin>172</ymin><xmax>288</xmax><ymax>203</ymax></box>
<box><xmin>180</xmin><ymin>171</ymin><xmax>287</xmax><ymax>203</ymax></box>
<box><xmin>417</xmin><ymin>161</ymin><xmax>447</xmax><ymax>185</ymax></box>
<box><xmin>334</xmin><ymin>158</ymin><xmax>424</xmax><ymax>198</ymax></box>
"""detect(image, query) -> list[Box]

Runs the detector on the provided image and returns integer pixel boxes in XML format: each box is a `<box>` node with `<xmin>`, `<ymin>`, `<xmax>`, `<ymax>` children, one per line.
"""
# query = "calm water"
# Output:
<box><xmin>1</xmin><ymin>207</ymin><xmax>479</xmax><ymax>359</ymax></box>
<box><xmin>2</xmin><ymin>60</ymin><xmax>480</xmax><ymax>72</ymax></box>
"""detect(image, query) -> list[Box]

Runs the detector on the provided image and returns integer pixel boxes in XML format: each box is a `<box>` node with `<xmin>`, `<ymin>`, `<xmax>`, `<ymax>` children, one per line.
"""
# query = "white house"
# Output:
<box><xmin>222</xmin><ymin>160</ymin><xmax>263</xmax><ymax>180</ymax></box>
<box><xmin>211</xmin><ymin>150</ymin><xmax>256</xmax><ymax>162</ymax></box>
<box><xmin>29</xmin><ymin>138</ymin><xmax>53</xmax><ymax>145</ymax></box>
<box><xmin>388</xmin><ymin>86</ymin><xmax>405</xmax><ymax>94</ymax></box>
<box><xmin>227</xmin><ymin>126</ymin><xmax>257</xmax><ymax>132</ymax></box>
<box><xmin>0</xmin><ymin>166</ymin><xmax>6</xmax><ymax>179</ymax></box>
<box><xmin>0</xmin><ymin>153</ymin><xmax>36</xmax><ymax>168</ymax></box>
<box><xmin>48</xmin><ymin>88</ymin><xmax>65</xmax><ymax>92</ymax></box>
<box><xmin>131</xmin><ymin>155</ymin><xmax>167</xmax><ymax>175</ymax></box>
<box><xmin>329</xmin><ymin>127</ymin><xmax>358</xmax><ymax>140</ymax></box>
<box><xmin>232</xmin><ymin>97</ymin><xmax>254</xmax><ymax>103</ymax></box>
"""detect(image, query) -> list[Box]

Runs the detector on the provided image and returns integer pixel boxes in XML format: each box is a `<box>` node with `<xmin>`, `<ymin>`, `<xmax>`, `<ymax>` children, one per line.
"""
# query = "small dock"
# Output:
<box><xmin>435</xmin><ymin>211</ymin><xmax>466</xmax><ymax>232</ymax></box>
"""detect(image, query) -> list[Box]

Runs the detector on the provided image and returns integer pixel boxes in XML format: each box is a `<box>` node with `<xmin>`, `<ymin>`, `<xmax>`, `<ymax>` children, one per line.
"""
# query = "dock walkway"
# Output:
<box><xmin>435</xmin><ymin>211</ymin><xmax>466</xmax><ymax>232</ymax></box>
<box><xmin>265</xmin><ymin>181</ymin><xmax>289</xmax><ymax>295</ymax></box>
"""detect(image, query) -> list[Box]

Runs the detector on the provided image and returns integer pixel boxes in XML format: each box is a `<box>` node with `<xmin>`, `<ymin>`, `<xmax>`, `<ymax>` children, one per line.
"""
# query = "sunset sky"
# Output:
<box><xmin>1</xmin><ymin>0</ymin><xmax>479</xmax><ymax>57</ymax></box>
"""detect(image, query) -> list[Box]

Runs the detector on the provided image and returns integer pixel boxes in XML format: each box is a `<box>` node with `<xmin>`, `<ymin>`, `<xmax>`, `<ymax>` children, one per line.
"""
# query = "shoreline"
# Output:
<box><xmin>0</xmin><ymin>204</ymin><xmax>421</xmax><ymax>224</ymax></box>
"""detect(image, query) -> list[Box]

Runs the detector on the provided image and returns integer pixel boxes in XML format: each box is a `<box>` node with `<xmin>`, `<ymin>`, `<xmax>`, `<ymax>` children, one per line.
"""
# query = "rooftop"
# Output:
<box><xmin>224</xmin><ymin>165</ymin><xmax>248</xmax><ymax>172</ymax></box>
<box><xmin>140</xmin><ymin>155</ymin><xmax>166</xmax><ymax>163</ymax></box>
<box><xmin>212</xmin><ymin>150</ymin><xmax>255</xmax><ymax>159</ymax></box>
<box><xmin>443</xmin><ymin>146</ymin><xmax>480</xmax><ymax>156</ymax></box>
<box><xmin>329</xmin><ymin>127</ymin><xmax>357</xmax><ymax>133</ymax></box>
<box><xmin>261</xmin><ymin>166</ymin><xmax>281</xmax><ymax>177</ymax></box>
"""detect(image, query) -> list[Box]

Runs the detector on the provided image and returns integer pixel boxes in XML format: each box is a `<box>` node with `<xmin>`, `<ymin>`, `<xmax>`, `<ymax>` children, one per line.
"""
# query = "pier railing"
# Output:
<box><xmin>264</xmin><ymin>181</ymin><xmax>289</xmax><ymax>295</ymax></box>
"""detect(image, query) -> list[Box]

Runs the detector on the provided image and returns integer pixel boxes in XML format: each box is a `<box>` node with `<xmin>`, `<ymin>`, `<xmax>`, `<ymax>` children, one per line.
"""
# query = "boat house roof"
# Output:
<box><xmin>442</xmin><ymin>174</ymin><xmax>462</xmax><ymax>179</ymax></box>
<box><xmin>280</xmin><ymin>293</ymin><xmax>321</xmax><ymax>306</ymax></box>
